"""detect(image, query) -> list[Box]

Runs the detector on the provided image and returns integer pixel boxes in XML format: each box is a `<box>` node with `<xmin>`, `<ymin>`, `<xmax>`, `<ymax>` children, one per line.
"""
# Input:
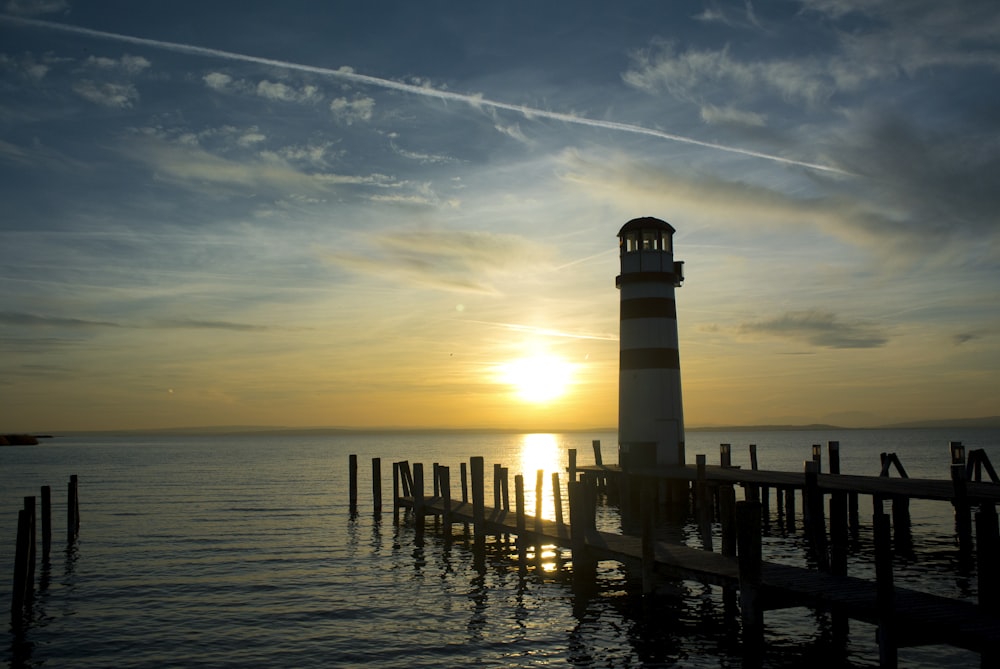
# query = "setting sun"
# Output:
<box><xmin>497</xmin><ymin>354</ymin><xmax>573</xmax><ymax>403</ymax></box>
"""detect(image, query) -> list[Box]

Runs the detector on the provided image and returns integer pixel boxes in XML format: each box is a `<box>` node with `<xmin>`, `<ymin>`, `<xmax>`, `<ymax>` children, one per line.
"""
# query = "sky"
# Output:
<box><xmin>1</xmin><ymin>0</ymin><xmax>998</xmax><ymax>432</ymax></box>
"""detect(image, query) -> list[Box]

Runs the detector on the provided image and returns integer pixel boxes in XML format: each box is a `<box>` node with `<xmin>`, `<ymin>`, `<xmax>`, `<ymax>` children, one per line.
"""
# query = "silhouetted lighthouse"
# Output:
<box><xmin>617</xmin><ymin>217</ymin><xmax>685</xmax><ymax>469</ymax></box>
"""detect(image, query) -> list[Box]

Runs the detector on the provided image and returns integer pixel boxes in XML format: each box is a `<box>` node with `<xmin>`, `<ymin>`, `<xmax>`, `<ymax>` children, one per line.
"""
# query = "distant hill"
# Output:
<box><xmin>688</xmin><ymin>424</ymin><xmax>844</xmax><ymax>432</ymax></box>
<box><xmin>875</xmin><ymin>416</ymin><xmax>1000</xmax><ymax>429</ymax></box>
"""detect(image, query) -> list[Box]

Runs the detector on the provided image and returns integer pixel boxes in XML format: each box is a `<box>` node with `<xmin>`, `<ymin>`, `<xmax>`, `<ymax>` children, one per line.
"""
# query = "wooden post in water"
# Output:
<box><xmin>552</xmin><ymin>472</ymin><xmax>564</xmax><ymax>527</ymax></box>
<box><xmin>534</xmin><ymin>470</ymin><xmax>544</xmax><ymax>534</ymax></box>
<box><xmin>11</xmin><ymin>507</ymin><xmax>31</xmax><ymax>622</ymax></box>
<box><xmin>592</xmin><ymin>440</ymin><xmax>605</xmax><ymax>493</ymax></box>
<box><xmin>501</xmin><ymin>468</ymin><xmax>510</xmax><ymax>511</ymax></box>
<box><xmin>67</xmin><ymin>474</ymin><xmax>80</xmax><ymax>541</ymax></box>
<box><xmin>874</xmin><ymin>510</ymin><xmax>897</xmax><ymax>668</ymax></box>
<box><xmin>750</xmin><ymin>444</ymin><xmax>769</xmax><ymax>530</ymax></box>
<box><xmin>348</xmin><ymin>455</ymin><xmax>358</xmax><ymax>516</ymax></box>
<box><xmin>399</xmin><ymin>461</ymin><xmax>412</xmax><ymax>497</ymax></box>
<box><xmin>568</xmin><ymin>448</ymin><xmax>577</xmax><ymax>483</ymax></box>
<box><xmin>460</xmin><ymin>462</ymin><xmax>469</xmax><ymax>503</ymax></box>
<box><xmin>493</xmin><ymin>463</ymin><xmax>502</xmax><ymax>510</ymax></box>
<box><xmin>439</xmin><ymin>465</ymin><xmax>452</xmax><ymax>533</ymax></box>
<box><xmin>412</xmin><ymin>463</ymin><xmax>425</xmax><ymax>529</ymax></box>
<box><xmin>392</xmin><ymin>462</ymin><xmax>401</xmax><ymax>525</ymax></box>
<box><xmin>471</xmin><ymin>457</ymin><xmax>486</xmax><ymax>548</ymax></box>
<box><xmin>696</xmin><ymin>455</ymin><xmax>712</xmax><ymax>551</ymax></box>
<box><xmin>736</xmin><ymin>501</ymin><xmax>763</xmax><ymax>647</ymax></box>
<box><xmin>951</xmin><ymin>461</ymin><xmax>973</xmax><ymax>557</ymax></box>
<box><xmin>829</xmin><ymin>443</ymin><xmax>848</xmax><ymax>577</ymax></box>
<box><xmin>745</xmin><ymin>444</ymin><xmax>760</xmax><ymax>503</ymax></box>
<box><xmin>372</xmin><ymin>458</ymin><xmax>382</xmax><ymax>516</ymax></box>
<box><xmin>812</xmin><ymin>444</ymin><xmax>822</xmax><ymax>472</ymax></box>
<box><xmin>515</xmin><ymin>474</ymin><xmax>527</xmax><ymax>569</ymax></box>
<box><xmin>24</xmin><ymin>496</ymin><xmax>36</xmax><ymax>591</ymax></box>
<box><xmin>784</xmin><ymin>484</ymin><xmax>796</xmax><ymax>533</ymax></box>
<box><xmin>976</xmin><ymin>502</ymin><xmax>999</xmax><ymax>613</ymax></box>
<box><xmin>720</xmin><ymin>484</ymin><xmax>737</xmax><ymax>558</ymax></box>
<box><xmin>41</xmin><ymin>485</ymin><xmax>52</xmax><ymax>562</ymax></box>
<box><xmin>804</xmin><ymin>461</ymin><xmax>829</xmax><ymax>570</ymax></box>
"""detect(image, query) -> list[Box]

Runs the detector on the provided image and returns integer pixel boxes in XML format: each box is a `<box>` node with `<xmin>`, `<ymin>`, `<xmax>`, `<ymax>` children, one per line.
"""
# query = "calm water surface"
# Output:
<box><xmin>2</xmin><ymin>428</ymin><xmax>999</xmax><ymax>668</ymax></box>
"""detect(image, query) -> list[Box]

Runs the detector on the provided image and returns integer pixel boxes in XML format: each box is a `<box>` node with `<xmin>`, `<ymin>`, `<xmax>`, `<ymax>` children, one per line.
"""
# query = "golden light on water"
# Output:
<box><xmin>517</xmin><ymin>433</ymin><xmax>563</xmax><ymax>521</ymax></box>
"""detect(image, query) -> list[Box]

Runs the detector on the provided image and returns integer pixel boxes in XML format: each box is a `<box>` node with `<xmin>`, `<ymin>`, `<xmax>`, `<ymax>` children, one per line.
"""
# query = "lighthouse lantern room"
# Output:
<box><xmin>616</xmin><ymin>217</ymin><xmax>685</xmax><ymax>470</ymax></box>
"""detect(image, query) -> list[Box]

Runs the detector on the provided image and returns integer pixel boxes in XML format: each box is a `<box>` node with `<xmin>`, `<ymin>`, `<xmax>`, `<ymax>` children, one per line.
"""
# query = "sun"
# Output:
<box><xmin>498</xmin><ymin>354</ymin><xmax>573</xmax><ymax>403</ymax></box>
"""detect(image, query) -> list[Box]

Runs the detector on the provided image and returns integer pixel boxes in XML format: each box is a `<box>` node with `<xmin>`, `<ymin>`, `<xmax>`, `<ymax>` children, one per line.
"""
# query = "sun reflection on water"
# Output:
<box><xmin>517</xmin><ymin>433</ymin><xmax>564</xmax><ymax>521</ymax></box>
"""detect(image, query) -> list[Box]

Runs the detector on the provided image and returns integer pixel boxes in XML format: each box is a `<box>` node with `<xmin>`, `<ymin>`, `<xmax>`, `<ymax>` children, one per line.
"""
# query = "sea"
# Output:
<box><xmin>2</xmin><ymin>427</ymin><xmax>999</xmax><ymax>668</ymax></box>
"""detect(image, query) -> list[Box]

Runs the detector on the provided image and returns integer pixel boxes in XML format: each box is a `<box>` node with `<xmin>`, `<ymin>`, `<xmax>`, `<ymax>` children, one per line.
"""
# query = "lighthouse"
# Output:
<box><xmin>617</xmin><ymin>217</ymin><xmax>685</xmax><ymax>470</ymax></box>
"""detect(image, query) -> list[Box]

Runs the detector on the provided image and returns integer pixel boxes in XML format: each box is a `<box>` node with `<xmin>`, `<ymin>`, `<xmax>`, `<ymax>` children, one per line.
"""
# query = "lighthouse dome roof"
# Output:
<box><xmin>617</xmin><ymin>217</ymin><xmax>675</xmax><ymax>237</ymax></box>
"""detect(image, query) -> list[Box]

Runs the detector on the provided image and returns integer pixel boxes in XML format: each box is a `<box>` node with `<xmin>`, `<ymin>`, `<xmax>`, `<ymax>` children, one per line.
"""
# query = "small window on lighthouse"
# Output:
<box><xmin>642</xmin><ymin>231</ymin><xmax>657</xmax><ymax>250</ymax></box>
<box><xmin>626</xmin><ymin>233</ymin><xmax>638</xmax><ymax>253</ymax></box>
<box><xmin>661</xmin><ymin>232</ymin><xmax>672</xmax><ymax>252</ymax></box>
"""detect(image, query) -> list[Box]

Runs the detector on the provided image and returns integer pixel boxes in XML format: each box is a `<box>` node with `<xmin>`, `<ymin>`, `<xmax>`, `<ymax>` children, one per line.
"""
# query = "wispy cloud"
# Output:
<box><xmin>326</xmin><ymin>228</ymin><xmax>549</xmax><ymax>294</ymax></box>
<box><xmin>738</xmin><ymin>310</ymin><xmax>889</xmax><ymax>348</ymax></box>
<box><xmin>0</xmin><ymin>14</ymin><xmax>848</xmax><ymax>174</ymax></box>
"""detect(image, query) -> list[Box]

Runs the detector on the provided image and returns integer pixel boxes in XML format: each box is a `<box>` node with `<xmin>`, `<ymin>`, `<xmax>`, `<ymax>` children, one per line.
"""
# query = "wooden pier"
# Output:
<box><xmin>356</xmin><ymin>442</ymin><xmax>1000</xmax><ymax>668</ymax></box>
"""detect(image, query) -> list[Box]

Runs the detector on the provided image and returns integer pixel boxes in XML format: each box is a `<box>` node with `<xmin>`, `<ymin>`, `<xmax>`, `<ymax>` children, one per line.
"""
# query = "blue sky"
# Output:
<box><xmin>1</xmin><ymin>0</ymin><xmax>998</xmax><ymax>431</ymax></box>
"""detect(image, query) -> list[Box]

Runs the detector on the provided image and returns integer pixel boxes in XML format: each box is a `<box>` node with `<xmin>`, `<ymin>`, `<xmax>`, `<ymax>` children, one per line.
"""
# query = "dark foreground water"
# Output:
<box><xmin>2</xmin><ymin>428</ymin><xmax>999</xmax><ymax>668</ymax></box>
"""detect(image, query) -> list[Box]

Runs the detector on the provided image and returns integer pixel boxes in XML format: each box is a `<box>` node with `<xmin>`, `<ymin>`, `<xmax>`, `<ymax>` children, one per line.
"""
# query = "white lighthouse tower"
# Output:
<box><xmin>616</xmin><ymin>217</ymin><xmax>685</xmax><ymax>470</ymax></box>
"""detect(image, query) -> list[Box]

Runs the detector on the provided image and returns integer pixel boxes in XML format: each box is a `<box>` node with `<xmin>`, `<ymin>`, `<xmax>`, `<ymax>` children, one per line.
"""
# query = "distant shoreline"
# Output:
<box><xmin>14</xmin><ymin>416</ymin><xmax>1000</xmax><ymax>438</ymax></box>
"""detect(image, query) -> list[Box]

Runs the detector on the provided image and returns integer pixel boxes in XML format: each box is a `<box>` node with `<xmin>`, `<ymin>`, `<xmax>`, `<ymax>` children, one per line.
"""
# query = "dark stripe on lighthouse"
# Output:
<box><xmin>620</xmin><ymin>348</ymin><xmax>680</xmax><ymax>370</ymax></box>
<box><xmin>620</xmin><ymin>297</ymin><xmax>676</xmax><ymax>320</ymax></box>
<box><xmin>616</xmin><ymin>272</ymin><xmax>680</xmax><ymax>288</ymax></box>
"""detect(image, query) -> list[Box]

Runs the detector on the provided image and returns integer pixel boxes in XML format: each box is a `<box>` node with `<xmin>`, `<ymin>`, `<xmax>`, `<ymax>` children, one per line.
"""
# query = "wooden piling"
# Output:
<box><xmin>720</xmin><ymin>443</ymin><xmax>732</xmax><ymax>469</ymax></box>
<box><xmin>493</xmin><ymin>463</ymin><xmax>502</xmax><ymax>510</ymax></box>
<box><xmin>592</xmin><ymin>440</ymin><xmax>605</xmax><ymax>493</ymax></box>
<box><xmin>501</xmin><ymin>467</ymin><xmax>510</xmax><ymax>511</ymax></box>
<box><xmin>372</xmin><ymin>458</ymin><xmax>382</xmax><ymax>516</ymax></box>
<box><xmin>552</xmin><ymin>472</ymin><xmax>564</xmax><ymax>527</ymax></box>
<box><xmin>24</xmin><ymin>496</ymin><xmax>36</xmax><ymax>591</ymax></box>
<box><xmin>67</xmin><ymin>474</ymin><xmax>80</xmax><ymax>541</ymax></box>
<box><xmin>460</xmin><ymin>462</ymin><xmax>469</xmax><ymax>503</ymax></box>
<box><xmin>471</xmin><ymin>457</ymin><xmax>486</xmax><ymax>547</ymax></box>
<box><xmin>432</xmin><ymin>462</ymin><xmax>440</xmax><ymax>498</ymax></box>
<box><xmin>568</xmin><ymin>448</ymin><xmax>577</xmax><ymax>483</ymax></box>
<box><xmin>41</xmin><ymin>485</ymin><xmax>51</xmax><ymax>562</ymax></box>
<box><xmin>439</xmin><ymin>465</ymin><xmax>452</xmax><ymax>531</ymax></box>
<box><xmin>11</xmin><ymin>508</ymin><xmax>31</xmax><ymax>621</ymax></box>
<box><xmin>535</xmin><ymin>469</ymin><xmax>544</xmax><ymax>534</ymax></box>
<box><xmin>874</xmin><ymin>510</ymin><xmax>897</xmax><ymax>668</ymax></box>
<box><xmin>392</xmin><ymin>462</ymin><xmax>401</xmax><ymax>524</ymax></box>
<box><xmin>348</xmin><ymin>455</ymin><xmax>358</xmax><ymax>515</ymax></box>
<box><xmin>745</xmin><ymin>444</ymin><xmax>760</xmax><ymax>503</ymax></box>
<box><xmin>784</xmin><ymin>485</ymin><xmax>796</xmax><ymax>533</ymax></box>
<box><xmin>515</xmin><ymin>474</ymin><xmax>527</xmax><ymax>568</ymax></box>
<box><xmin>976</xmin><ymin>502</ymin><xmax>999</xmax><ymax>613</ymax></box>
<box><xmin>804</xmin><ymin>461</ymin><xmax>829</xmax><ymax>570</ymax></box>
<box><xmin>736</xmin><ymin>501</ymin><xmax>763</xmax><ymax>642</ymax></box>
<box><xmin>696</xmin><ymin>454</ymin><xmax>712</xmax><ymax>551</ymax></box>
<box><xmin>413</xmin><ymin>463</ymin><xmax>425</xmax><ymax>528</ymax></box>
<box><xmin>812</xmin><ymin>444</ymin><xmax>822</xmax><ymax>472</ymax></box>
<box><xmin>719</xmin><ymin>484</ymin><xmax>736</xmax><ymax>558</ymax></box>
<box><xmin>951</xmin><ymin>462</ymin><xmax>973</xmax><ymax>556</ymax></box>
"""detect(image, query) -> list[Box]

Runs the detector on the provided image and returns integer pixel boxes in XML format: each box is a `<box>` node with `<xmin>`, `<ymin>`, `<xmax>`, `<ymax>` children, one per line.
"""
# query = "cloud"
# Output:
<box><xmin>0</xmin><ymin>311</ymin><xmax>120</xmax><ymax>328</ymax></box>
<box><xmin>738</xmin><ymin>310</ymin><xmax>889</xmax><ymax>348</ymax></box>
<box><xmin>119</xmin><ymin>133</ymin><xmax>397</xmax><ymax>195</ymax></box>
<box><xmin>558</xmin><ymin>149</ymin><xmax>999</xmax><ymax>266</ymax></box>
<box><xmin>0</xmin><ymin>14</ymin><xmax>845</xmax><ymax>174</ymax></box>
<box><xmin>329</xmin><ymin>95</ymin><xmax>374</xmax><ymax>123</ymax></box>
<box><xmin>72</xmin><ymin>80</ymin><xmax>139</xmax><ymax>107</ymax></box>
<box><xmin>256</xmin><ymin>79</ymin><xmax>321</xmax><ymax>103</ymax></box>
<box><xmin>203</xmin><ymin>71</ymin><xmax>232</xmax><ymax>91</ymax></box>
<box><xmin>327</xmin><ymin>228</ymin><xmax>549</xmax><ymax>294</ymax></box>
<box><xmin>699</xmin><ymin>104</ymin><xmax>766</xmax><ymax>127</ymax></box>
<box><xmin>3</xmin><ymin>0</ymin><xmax>67</xmax><ymax>16</ymax></box>
<box><xmin>84</xmin><ymin>54</ymin><xmax>150</xmax><ymax>74</ymax></box>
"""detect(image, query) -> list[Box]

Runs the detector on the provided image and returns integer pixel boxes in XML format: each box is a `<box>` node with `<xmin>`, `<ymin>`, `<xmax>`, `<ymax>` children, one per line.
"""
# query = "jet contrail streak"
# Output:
<box><xmin>3</xmin><ymin>15</ymin><xmax>850</xmax><ymax>175</ymax></box>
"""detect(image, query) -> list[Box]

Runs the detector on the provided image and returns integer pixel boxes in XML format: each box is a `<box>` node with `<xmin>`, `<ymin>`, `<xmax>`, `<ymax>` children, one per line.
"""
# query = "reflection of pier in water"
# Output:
<box><xmin>350</xmin><ymin>440</ymin><xmax>1000</xmax><ymax>668</ymax></box>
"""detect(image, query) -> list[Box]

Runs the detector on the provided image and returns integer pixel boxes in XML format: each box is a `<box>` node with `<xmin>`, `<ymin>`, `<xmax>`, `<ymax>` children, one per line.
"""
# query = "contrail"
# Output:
<box><xmin>3</xmin><ymin>15</ymin><xmax>850</xmax><ymax>175</ymax></box>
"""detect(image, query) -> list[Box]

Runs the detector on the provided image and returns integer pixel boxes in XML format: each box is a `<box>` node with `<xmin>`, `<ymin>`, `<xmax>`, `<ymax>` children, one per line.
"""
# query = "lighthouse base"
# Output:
<box><xmin>619</xmin><ymin>441</ymin><xmax>657</xmax><ymax>472</ymax></box>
